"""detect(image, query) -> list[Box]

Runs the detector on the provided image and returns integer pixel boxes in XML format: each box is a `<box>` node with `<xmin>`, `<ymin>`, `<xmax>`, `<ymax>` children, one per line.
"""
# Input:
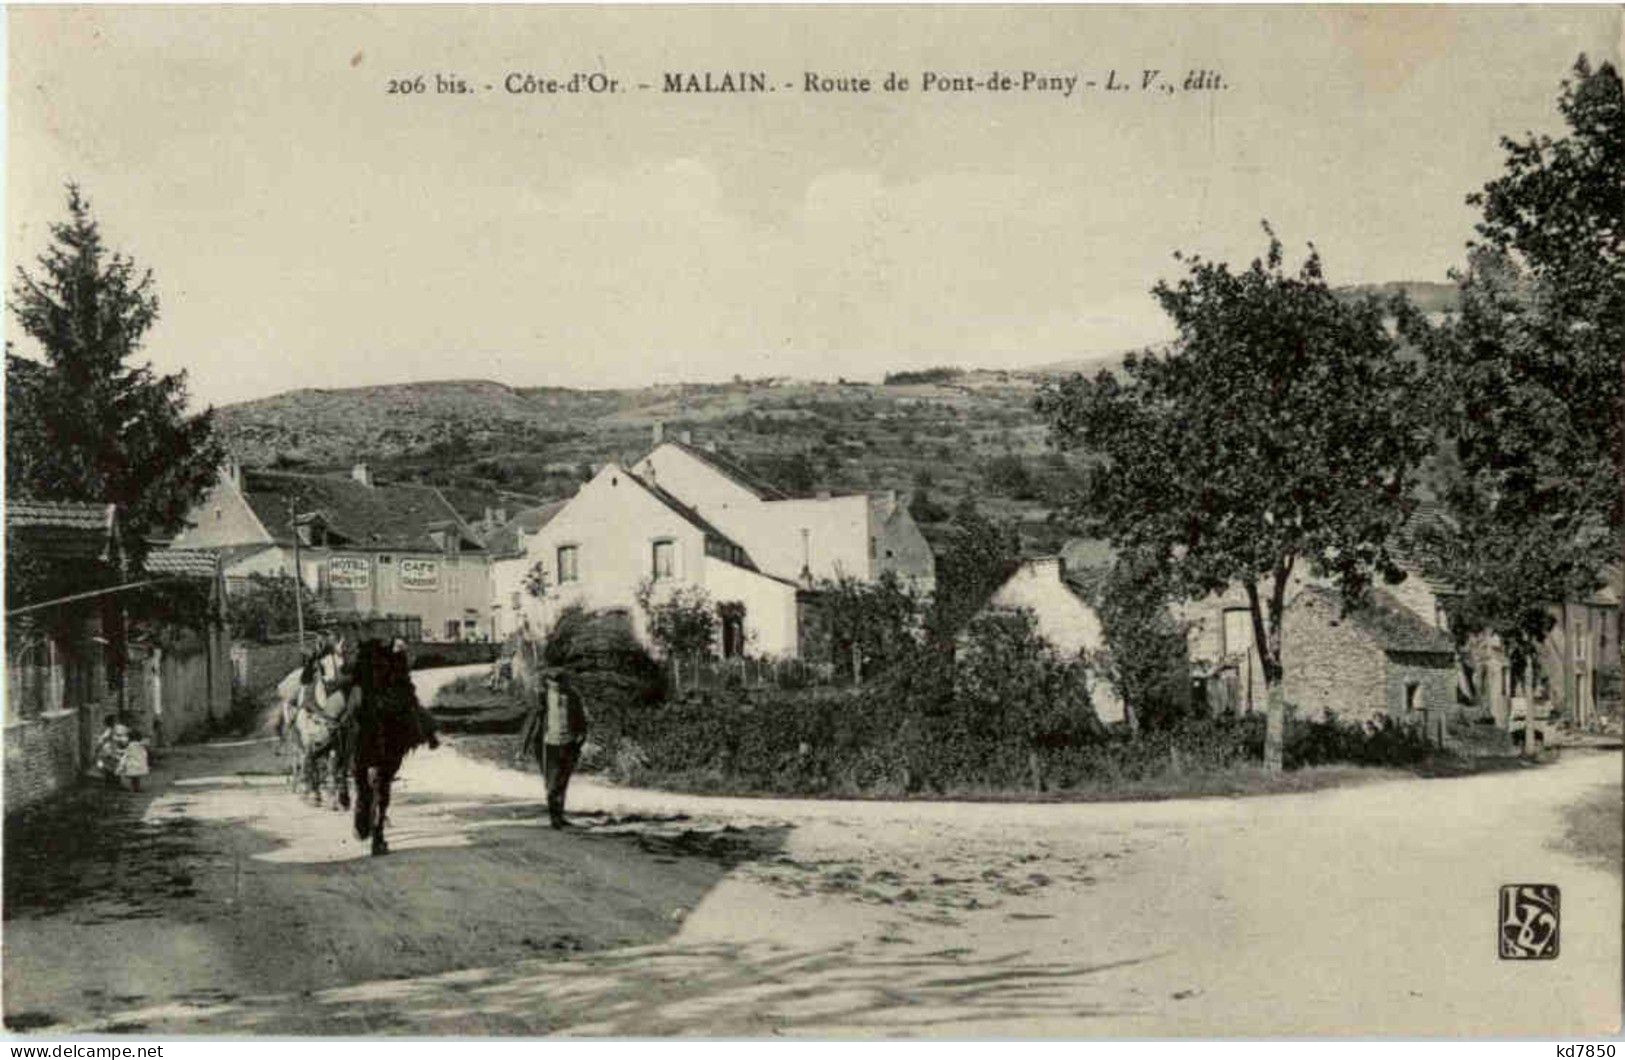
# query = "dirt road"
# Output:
<box><xmin>5</xmin><ymin>697</ymin><xmax>1618</xmax><ymax>1036</ymax></box>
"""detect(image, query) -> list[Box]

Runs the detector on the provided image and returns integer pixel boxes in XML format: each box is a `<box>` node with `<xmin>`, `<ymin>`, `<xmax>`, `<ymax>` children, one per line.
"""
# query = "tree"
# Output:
<box><xmin>8</xmin><ymin>185</ymin><xmax>222</xmax><ymax>577</ymax></box>
<box><xmin>535</xmin><ymin>604</ymin><xmax>664</xmax><ymax>737</ymax></box>
<box><xmin>224</xmin><ymin>573</ymin><xmax>318</xmax><ymax>643</ymax></box>
<box><xmin>1037</xmin><ymin>229</ymin><xmax>1432</xmax><ymax>771</ymax></box>
<box><xmin>809</xmin><ymin>571</ymin><xmax>924</xmax><ymax>684</ymax></box>
<box><xmin>925</xmin><ymin>497</ymin><xmax>1021</xmax><ymax>646</ymax></box>
<box><xmin>983</xmin><ymin>453</ymin><xmax>1037</xmax><ymax>501</ymax></box>
<box><xmin>1073</xmin><ymin>548</ymin><xmax>1192</xmax><ymax>733</ymax></box>
<box><xmin>953</xmin><ymin>607</ymin><xmax>1098</xmax><ymax>790</ymax></box>
<box><xmin>1403</xmin><ymin>58</ymin><xmax>1624</xmax><ymax>740</ymax></box>
<box><xmin>634</xmin><ymin>580</ymin><xmax>718</xmax><ymax>662</ymax></box>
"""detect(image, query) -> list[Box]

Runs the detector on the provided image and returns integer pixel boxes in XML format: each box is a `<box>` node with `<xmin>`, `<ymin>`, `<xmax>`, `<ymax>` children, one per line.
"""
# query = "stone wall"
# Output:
<box><xmin>232</xmin><ymin>640</ymin><xmax>309</xmax><ymax>700</ymax></box>
<box><xmin>1385</xmin><ymin>650</ymin><xmax>1458</xmax><ymax>719</ymax></box>
<box><xmin>4</xmin><ymin>706</ymin><xmax>88</xmax><ymax>818</ymax></box>
<box><xmin>232</xmin><ymin>638</ymin><xmax>499</xmax><ymax>703</ymax></box>
<box><xmin>1282</xmin><ymin>591</ymin><xmax>1391</xmax><ymax>722</ymax></box>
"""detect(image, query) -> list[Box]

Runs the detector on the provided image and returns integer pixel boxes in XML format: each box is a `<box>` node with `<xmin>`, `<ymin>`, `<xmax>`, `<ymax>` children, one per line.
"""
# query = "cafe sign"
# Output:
<box><xmin>399</xmin><ymin>558</ymin><xmax>440</xmax><ymax>591</ymax></box>
<box><xmin>327</xmin><ymin>555</ymin><xmax>370</xmax><ymax>590</ymax></box>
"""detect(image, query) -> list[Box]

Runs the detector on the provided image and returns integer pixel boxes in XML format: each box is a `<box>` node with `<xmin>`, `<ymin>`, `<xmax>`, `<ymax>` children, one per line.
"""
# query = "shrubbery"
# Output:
<box><xmin>583</xmin><ymin>669</ymin><xmax>1440</xmax><ymax>797</ymax></box>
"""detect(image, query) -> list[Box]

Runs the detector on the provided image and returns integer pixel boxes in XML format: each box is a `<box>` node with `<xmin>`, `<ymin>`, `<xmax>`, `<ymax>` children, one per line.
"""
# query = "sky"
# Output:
<box><xmin>6</xmin><ymin>5</ymin><xmax>1619</xmax><ymax>409</ymax></box>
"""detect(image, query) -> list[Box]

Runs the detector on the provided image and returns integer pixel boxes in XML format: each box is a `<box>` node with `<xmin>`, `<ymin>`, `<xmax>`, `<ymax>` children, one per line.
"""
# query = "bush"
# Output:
<box><xmin>588</xmin><ymin>682</ymin><xmax>1443</xmax><ymax>797</ymax></box>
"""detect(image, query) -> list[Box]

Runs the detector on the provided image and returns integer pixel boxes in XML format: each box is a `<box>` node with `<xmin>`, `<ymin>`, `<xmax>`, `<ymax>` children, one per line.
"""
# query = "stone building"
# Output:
<box><xmin>1281</xmin><ymin>585</ymin><xmax>1457</xmax><ymax>723</ymax></box>
<box><xmin>1187</xmin><ymin>578</ymin><xmax>1456</xmax><ymax>724</ymax></box>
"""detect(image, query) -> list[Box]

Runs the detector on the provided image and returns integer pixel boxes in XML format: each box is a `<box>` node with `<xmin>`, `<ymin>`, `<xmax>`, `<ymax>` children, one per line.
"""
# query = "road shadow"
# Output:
<box><xmin>64</xmin><ymin>939</ymin><xmax>1160</xmax><ymax>1036</ymax></box>
<box><xmin>3</xmin><ymin>737</ymin><xmax>792</xmax><ymax>1035</ymax></box>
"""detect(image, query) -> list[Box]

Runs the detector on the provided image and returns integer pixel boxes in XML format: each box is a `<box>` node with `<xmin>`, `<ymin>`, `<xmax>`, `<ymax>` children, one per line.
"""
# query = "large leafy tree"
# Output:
<box><xmin>925</xmin><ymin>497</ymin><xmax>1021</xmax><ymax>646</ymax></box>
<box><xmin>1403</xmin><ymin>57</ymin><xmax>1623</xmax><ymax>722</ymax></box>
<box><xmin>8</xmin><ymin>185</ymin><xmax>223</xmax><ymax>584</ymax></box>
<box><xmin>1037</xmin><ymin>230</ymin><xmax>1432</xmax><ymax>771</ymax></box>
<box><xmin>1072</xmin><ymin>548</ymin><xmax>1192</xmax><ymax>733</ymax></box>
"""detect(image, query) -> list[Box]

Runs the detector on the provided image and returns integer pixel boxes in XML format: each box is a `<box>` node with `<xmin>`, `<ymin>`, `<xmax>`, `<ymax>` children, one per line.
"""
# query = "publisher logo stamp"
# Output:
<box><xmin>1499</xmin><ymin>884</ymin><xmax>1560</xmax><ymax>960</ymax></box>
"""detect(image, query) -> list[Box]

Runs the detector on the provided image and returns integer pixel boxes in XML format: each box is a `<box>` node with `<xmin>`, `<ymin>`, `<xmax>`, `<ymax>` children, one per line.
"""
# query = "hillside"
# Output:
<box><xmin>215</xmin><ymin>281</ymin><xmax>1459</xmax><ymax>552</ymax></box>
<box><xmin>216</xmin><ymin>368</ymin><xmax>1086</xmax><ymax>553</ymax></box>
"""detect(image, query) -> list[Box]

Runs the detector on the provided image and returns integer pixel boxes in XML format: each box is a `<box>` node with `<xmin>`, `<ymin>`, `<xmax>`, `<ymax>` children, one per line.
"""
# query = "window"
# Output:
<box><xmin>510</xmin><ymin>592</ymin><xmax>521</xmax><ymax>610</ymax></box>
<box><xmin>1405</xmin><ymin>681</ymin><xmax>1422</xmax><ymax>713</ymax></box>
<box><xmin>652</xmin><ymin>539</ymin><xmax>675</xmax><ymax>580</ymax></box>
<box><xmin>557</xmin><ymin>545</ymin><xmax>579</xmax><ymax>583</ymax></box>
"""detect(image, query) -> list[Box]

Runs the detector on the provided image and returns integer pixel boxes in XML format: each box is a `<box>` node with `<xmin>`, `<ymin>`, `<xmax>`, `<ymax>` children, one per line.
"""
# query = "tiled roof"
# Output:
<box><xmin>7</xmin><ymin>500</ymin><xmax>115</xmax><ymax>531</ymax></box>
<box><xmin>484</xmin><ymin>501</ymin><xmax>569</xmax><ymax>557</ymax></box>
<box><xmin>7</xmin><ymin>499</ymin><xmax>119</xmax><ymax>561</ymax></box>
<box><xmin>1303</xmin><ymin>584</ymin><xmax>1456</xmax><ymax>655</ymax></box>
<box><xmin>238</xmin><ymin>470</ymin><xmax>482</xmax><ymax>552</ymax></box>
<box><xmin>143</xmin><ymin>548</ymin><xmax>220</xmax><ymax>579</ymax></box>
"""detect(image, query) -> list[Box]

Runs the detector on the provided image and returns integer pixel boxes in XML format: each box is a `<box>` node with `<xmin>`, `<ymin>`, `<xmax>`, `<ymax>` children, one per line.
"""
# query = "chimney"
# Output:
<box><xmin>1028</xmin><ymin>556</ymin><xmax>1064</xmax><ymax>581</ymax></box>
<box><xmin>652</xmin><ymin>422</ymin><xmax>665</xmax><ymax>445</ymax></box>
<box><xmin>680</xmin><ymin>430</ymin><xmax>693</xmax><ymax>445</ymax></box>
<box><xmin>483</xmin><ymin>506</ymin><xmax>494</xmax><ymax>528</ymax></box>
<box><xmin>351</xmin><ymin>462</ymin><xmax>372</xmax><ymax>488</ymax></box>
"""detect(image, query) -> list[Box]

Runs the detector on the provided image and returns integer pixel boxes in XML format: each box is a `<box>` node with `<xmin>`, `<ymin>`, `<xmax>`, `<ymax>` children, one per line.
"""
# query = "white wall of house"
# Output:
<box><xmin>981</xmin><ymin>557</ymin><xmax>1125</xmax><ymax>724</ymax></box>
<box><xmin>172</xmin><ymin>466</ymin><xmax>273</xmax><ymax>549</ymax></box>
<box><xmin>700</xmin><ymin>557</ymin><xmax>800</xmax><ymax>657</ymax></box>
<box><xmin>746</xmin><ymin>495</ymin><xmax>875</xmax><ymax>584</ymax></box>
<box><xmin>519</xmin><ymin>464</ymin><xmax>706</xmax><ymax>640</ymax></box>
<box><xmin>490</xmin><ymin>555</ymin><xmax>532</xmax><ymax>641</ymax></box>
<box><xmin>223</xmin><ymin>545</ymin><xmax>320</xmax><ymax>588</ymax></box>
<box><xmin>634</xmin><ymin>442</ymin><xmax>935</xmax><ymax>589</ymax></box>
<box><xmin>510</xmin><ymin>463</ymin><xmax>806</xmax><ymax>658</ymax></box>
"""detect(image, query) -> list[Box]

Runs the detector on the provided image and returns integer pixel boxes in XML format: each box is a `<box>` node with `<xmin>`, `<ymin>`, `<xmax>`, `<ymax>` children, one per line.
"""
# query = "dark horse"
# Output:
<box><xmin>346</xmin><ymin>639</ymin><xmax>433</xmax><ymax>856</ymax></box>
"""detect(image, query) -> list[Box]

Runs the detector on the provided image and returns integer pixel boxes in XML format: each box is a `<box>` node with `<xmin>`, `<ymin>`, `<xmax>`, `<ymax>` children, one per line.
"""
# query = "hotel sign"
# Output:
<box><xmin>327</xmin><ymin>555</ymin><xmax>370</xmax><ymax>590</ymax></box>
<box><xmin>399</xmin><ymin>558</ymin><xmax>440</xmax><ymax>591</ymax></box>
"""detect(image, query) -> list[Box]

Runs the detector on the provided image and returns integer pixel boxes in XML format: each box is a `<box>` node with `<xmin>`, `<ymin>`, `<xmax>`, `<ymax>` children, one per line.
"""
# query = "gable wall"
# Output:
<box><xmin>172</xmin><ymin>474</ymin><xmax>272</xmax><ymax>549</ymax></box>
<box><xmin>518</xmin><ymin>466</ymin><xmax>707</xmax><ymax>642</ymax></box>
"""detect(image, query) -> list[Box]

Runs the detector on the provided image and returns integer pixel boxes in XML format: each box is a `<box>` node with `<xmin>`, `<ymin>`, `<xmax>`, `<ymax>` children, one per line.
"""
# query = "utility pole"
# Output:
<box><xmin>290</xmin><ymin>506</ymin><xmax>307</xmax><ymax>652</ymax></box>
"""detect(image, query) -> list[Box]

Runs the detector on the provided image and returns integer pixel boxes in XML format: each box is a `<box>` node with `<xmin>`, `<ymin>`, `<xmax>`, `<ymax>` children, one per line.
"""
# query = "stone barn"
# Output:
<box><xmin>1282</xmin><ymin>585</ymin><xmax>1457</xmax><ymax>725</ymax></box>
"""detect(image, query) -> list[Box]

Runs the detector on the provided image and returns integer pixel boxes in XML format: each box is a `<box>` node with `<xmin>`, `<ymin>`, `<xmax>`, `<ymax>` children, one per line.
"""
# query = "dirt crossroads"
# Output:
<box><xmin>4</xmin><ymin>675</ymin><xmax>1619</xmax><ymax>1036</ymax></box>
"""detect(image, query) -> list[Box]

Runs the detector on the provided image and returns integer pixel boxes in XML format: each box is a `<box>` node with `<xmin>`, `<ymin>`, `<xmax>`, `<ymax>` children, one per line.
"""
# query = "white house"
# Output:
<box><xmin>631</xmin><ymin>434</ymin><xmax>936</xmax><ymax>593</ymax></box>
<box><xmin>485</xmin><ymin>500</ymin><xmax>568</xmax><ymax>641</ymax></box>
<box><xmin>974</xmin><ymin>556</ymin><xmax>1127</xmax><ymax>724</ymax></box>
<box><xmin>499</xmin><ymin>462</ymin><xmax>806</xmax><ymax>657</ymax></box>
<box><xmin>493</xmin><ymin>432</ymin><xmax>937</xmax><ymax>660</ymax></box>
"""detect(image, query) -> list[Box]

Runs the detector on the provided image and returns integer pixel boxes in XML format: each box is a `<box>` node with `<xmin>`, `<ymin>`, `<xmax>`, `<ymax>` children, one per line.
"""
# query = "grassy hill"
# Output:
<box><xmin>216</xmin><ymin>368</ymin><xmax>1090</xmax><ymax>553</ymax></box>
<box><xmin>215</xmin><ymin>282</ymin><xmax>1459</xmax><ymax>552</ymax></box>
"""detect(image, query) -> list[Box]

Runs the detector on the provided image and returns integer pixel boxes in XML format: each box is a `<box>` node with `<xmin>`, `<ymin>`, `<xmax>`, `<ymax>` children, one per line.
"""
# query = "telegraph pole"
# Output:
<box><xmin>290</xmin><ymin>507</ymin><xmax>307</xmax><ymax>652</ymax></box>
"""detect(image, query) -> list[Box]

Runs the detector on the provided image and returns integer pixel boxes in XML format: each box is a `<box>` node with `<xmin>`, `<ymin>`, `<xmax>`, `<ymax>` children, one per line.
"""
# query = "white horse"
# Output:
<box><xmin>279</xmin><ymin>648</ymin><xmax>353</xmax><ymax>809</ymax></box>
